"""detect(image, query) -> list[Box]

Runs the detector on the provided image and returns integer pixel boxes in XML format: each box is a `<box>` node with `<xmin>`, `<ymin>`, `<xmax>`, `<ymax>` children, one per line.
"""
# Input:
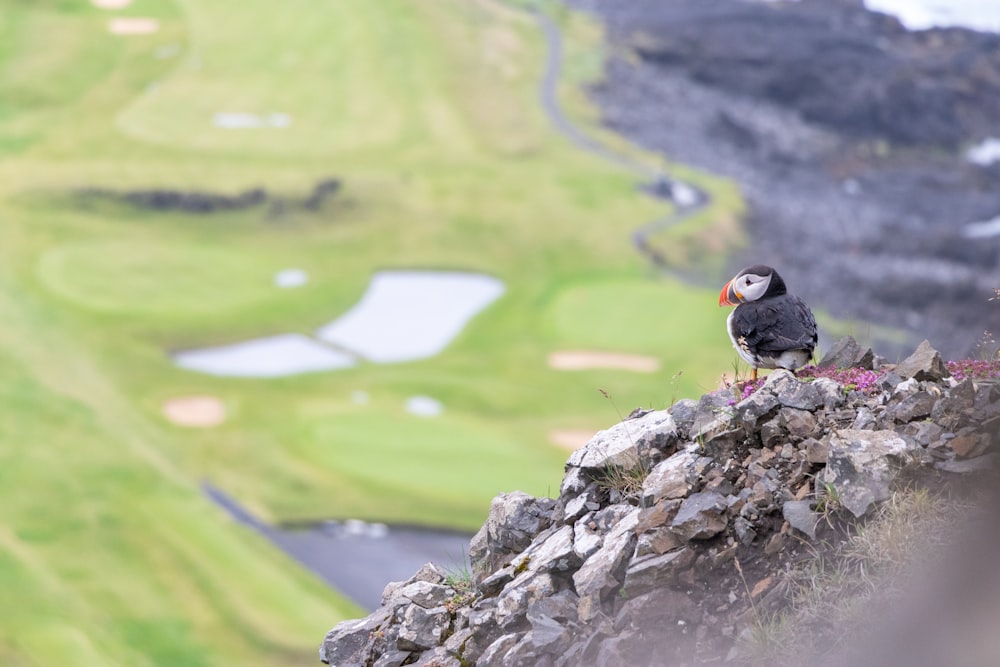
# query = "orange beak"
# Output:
<box><xmin>719</xmin><ymin>279</ymin><xmax>741</xmax><ymax>307</ymax></box>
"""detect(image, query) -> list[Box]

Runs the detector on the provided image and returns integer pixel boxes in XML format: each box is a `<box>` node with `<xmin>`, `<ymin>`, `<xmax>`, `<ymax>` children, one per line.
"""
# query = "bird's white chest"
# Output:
<box><xmin>726</xmin><ymin>310</ymin><xmax>758</xmax><ymax>367</ymax></box>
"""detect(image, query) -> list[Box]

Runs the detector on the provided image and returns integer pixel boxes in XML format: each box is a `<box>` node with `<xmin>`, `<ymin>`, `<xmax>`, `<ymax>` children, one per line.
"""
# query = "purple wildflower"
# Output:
<box><xmin>946</xmin><ymin>359</ymin><xmax>1000</xmax><ymax>382</ymax></box>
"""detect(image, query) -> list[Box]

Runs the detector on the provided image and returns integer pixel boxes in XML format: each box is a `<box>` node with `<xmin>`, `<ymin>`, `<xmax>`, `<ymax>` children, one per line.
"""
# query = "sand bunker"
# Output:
<box><xmin>163</xmin><ymin>396</ymin><xmax>226</xmax><ymax>427</ymax></box>
<box><xmin>92</xmin><ymin>0</ymin><xmax>132</xmax><ymax>8</ymax></box>
<box><xmin>549</xmin><ymin>429</ymin><xmax>595</xmax><ymax>451</ymax></box>
<box><xmin>108</xmin><ymin>18</ymin><xmax>160</xmax><ymax>35</ymax></box>
<box><xmin>547</xmin><ymin>350</ymin><xmax>661</xmax><ymax>373</ymax></box>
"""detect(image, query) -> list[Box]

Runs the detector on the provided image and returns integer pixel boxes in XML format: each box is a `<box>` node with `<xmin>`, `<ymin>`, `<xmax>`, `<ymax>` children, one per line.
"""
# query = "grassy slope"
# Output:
<box><xmin>0</xmin><ymin>0</ymin><xmax>741</xmax><ymax>663</ymax></box>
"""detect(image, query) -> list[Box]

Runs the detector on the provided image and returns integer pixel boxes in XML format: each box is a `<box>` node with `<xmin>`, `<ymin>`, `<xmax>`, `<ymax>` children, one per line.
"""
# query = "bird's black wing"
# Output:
<box><xmin>732</xmin><ymin>294</ymin><xmax>817</xmax><ymax>354</ymax></box>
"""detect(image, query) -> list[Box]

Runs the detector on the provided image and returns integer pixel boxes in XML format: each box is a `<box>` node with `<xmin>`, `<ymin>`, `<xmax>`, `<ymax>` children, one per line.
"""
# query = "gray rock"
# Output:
<box><xmin>621</xmin><ymin>547</ymin><xmax>696</xmax><ymax>596</ymax></box>
<box><xmin>670</xmin><ymin>491</ymin><xmax>728</xmax><ymax>541</ymax></box>
<box><xmin>397</xmin><ymin>604</ymin><xmax>451</xmax><ymax>652</ymax></box>
<box><xmin>775</xmin><ymin>378</ymin><xmax>826</xmax><ymax>411</ymax></box>
<box><xmin>479</xmin><ymin>566</ymin><xmax>516</xmax><ymax>598</ymax></box>
<box><xmin>780</xmin><ymin>407</ymin><xmax>819</xmax><ymax>438</ymax></box>
<box><xmin>641</xmin><ymin>447</ymin><xmax>703</xmax><ymax>504</ymax></box>
<box><xmin>522</xmin><ymin>525</ymin><xmax>579</xmax><ymax>574</ymax></box>
<box><xmin>573</xmin><ymin>518</ymin><xmax>604</xmax><ymax>560</ymax></box>
<box><xmin>567</xmin><ymin>409</ymin><xmax>677</xmax><ymax>470</ymax></box>
<box><xmin>495</xmin><ymin>572</ymin><xmax>557</xmax><ymax>631</ymax></box>
<box><xmin>573</xmin><ymin>507</ymin><xmax>640</xmax><ymax>622</ymax></box>
<box><xmin>820</xmin><ymin>429</ymin><xmax>921</xmax><ymax>517</ymax></box>
<box><xmin>635</xmin><ymin>526</ymin><xmax>683</xmax><ymax>557</ymax></box>
<box><xmin>667</xmin><ymin>398</ymin><xmax>699</xmax><ymax>433</ymax></box>
<box><xmin>470</xmin><ymin>492</ymin><xmax>555</xmax><ymax>580</ymax></box>
<box><xmin>733</xmin><ymin>516</ymin><xmax>757</xmax><ymax>545</ymax></box>
<box><xmin>850</xmin><ymin>406</ymin><xmax>877</xmax><ymax>430</ymax></box>
<box><xmin>889</xmin><ymin>391</ymin><xmax>937</xmax><ymax>423</ymax></box>
<box><xmin>381</xmin><ymin>563</ymin><xmax>449</xmax><ymax>606</ymax></box>
<box><xmin>411</xmin><ymin>647</ymin><xmax>461</xmax><ymax>667</ymax></box>
<box><xmin>319</xmin><ymin>607</ymin><xmax>391</xmax><ymax>666</ymax></box>
<box><xmin>812</xmin><ymin>377</ymin><xmax>848</xmax><ymax>409</ymax></box>
<box><xmin>525</xmin><ymin>590</ymin><xmax>579</xmax><ymax>655</ymax></box>
<box><xmin>690</xmin><ymin>390</ymin><xmax>736</xmax><ymax>434</ymax></box>
<box><xmin>372</xmin><ymin>649</ymin><xmax>412</xmax><ymax>667</ymax></box>
<box><xmin>391</xmin><ymin>580</ymin><xmax>455</xmax><ymax>609</ymax></box>
<box><xmin>478</xmin><ymin>634</ymin><xmax>519</xmax><ymax>667</ymax></box>
<box><xmin>782</xmin><ymin>500</ymin><xmax>819</xmax><ymax>539</ymax></box>
<box><xmin>894</xmin><ymin>340</ymin><xmax>949</xmax><ymax>382</ymax></box>
<box><xmin>733</xmin><ymin>389</ymin><xmax>780</xmax><ymax>432</ymax></box>
<box><xmin>801</xmin><ymin>437</ymin><xmax>829</xmax><ymax>464</ymax></box>
<box><xmin>817</xmin><ymin>336</ymin><xmax>875</xmax><ymax>370</ymax></box>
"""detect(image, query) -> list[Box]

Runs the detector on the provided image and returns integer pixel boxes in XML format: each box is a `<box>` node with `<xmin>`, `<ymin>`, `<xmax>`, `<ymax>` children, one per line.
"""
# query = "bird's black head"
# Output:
<box><xmin>719</xmin><ymin>265</ymin><xmax>787</xmax><ymax>306</ymax></box>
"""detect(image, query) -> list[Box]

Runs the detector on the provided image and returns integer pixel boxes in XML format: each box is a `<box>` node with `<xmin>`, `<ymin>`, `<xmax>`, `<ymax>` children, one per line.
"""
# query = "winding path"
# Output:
<box><xmin>533</xmin><ymin>9</ymin><xmax>710</xmax><ymax>271</ymax></box>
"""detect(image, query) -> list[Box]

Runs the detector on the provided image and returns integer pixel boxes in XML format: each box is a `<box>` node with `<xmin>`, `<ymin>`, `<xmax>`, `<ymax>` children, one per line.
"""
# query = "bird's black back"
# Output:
<box><xmin>731</xmin><ymin>292</ymin><xmax>817</xmax><ymax>355</ymax></box>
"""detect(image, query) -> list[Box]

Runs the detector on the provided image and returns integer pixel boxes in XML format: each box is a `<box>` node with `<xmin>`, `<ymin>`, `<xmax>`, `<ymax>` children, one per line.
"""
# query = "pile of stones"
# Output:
<box><xmin>320</xmin><ymin>338</ymin><xmax>998</xmax><ymax>666</ymax></box>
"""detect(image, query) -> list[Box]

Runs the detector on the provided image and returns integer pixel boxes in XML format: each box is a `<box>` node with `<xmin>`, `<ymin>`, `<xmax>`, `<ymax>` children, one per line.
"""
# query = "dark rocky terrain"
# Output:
<box><xmin>319</xmin><ymin>338</ymin><xmax>1000</xmax><ymax>666</ymax></box>
<box><xmin>567</xmin><ymin>0</ymin><xmax>1000</xmax><ymax>360</ymax></box>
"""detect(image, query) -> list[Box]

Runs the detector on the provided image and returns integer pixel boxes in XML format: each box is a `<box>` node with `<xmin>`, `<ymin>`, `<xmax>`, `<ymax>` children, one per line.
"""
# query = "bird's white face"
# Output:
<box><xmin>729</xmin><ymin>270</ymin><xmax>772</xmax><ymax>303</ymax></box>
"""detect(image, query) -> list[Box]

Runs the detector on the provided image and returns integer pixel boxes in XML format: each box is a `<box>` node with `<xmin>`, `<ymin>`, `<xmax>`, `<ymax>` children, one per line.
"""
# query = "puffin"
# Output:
<box><xmin>718</xmin><ymin>265</ymin><xmax>817</xmax><ymax>381</ymax></box>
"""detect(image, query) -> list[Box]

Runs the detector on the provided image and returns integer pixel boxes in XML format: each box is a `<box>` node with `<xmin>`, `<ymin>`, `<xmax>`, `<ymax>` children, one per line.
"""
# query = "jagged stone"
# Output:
<box><xmin>397</xmin><ymin>604</ymin><xmax>451</xmax><ymax>652</ymax></box>
<box><xmin>850</xmin><ymin>406</ymin><xmax>877</xmax><ymax>430</ymax></box>
<box><xmin>733</xmin><ymin>516</ymin><xmax>757</xmax><ymax>545</ymax></box>
<box><xmin>389</xmin><ymin>580</ymin><xmax>455</xmax><ymax>609</ymax></box>
<box><xmin>567</xmin><ymin>409</ymin><xmax>677</xmax><ymax>471</ymax></box>
<box><xmin>759</xmin><ymin>416</ymin><xmax>784</xmax><ymax>448</ymax></box>
<box><xmin>894</xmin><ymin>340</ymin><xmax>948</xmax><ymax>382</ymax></box>
<box><xmin>817</xmin><ymin>336</ymin><xmax>875</xmax><ymax>370</ymax></box>
<box><xmin>526</xmin><ymin>589</ymin><xmax>578</xmax><ymax>654</ymax></box>
<box><xmin>522</xmin><ymin>525</ymin><xmax>579</xmax><ymax>574</ymax></box>
<box><xmin>478</xmin><ymin>634</ymin><xmax>519</xmax><ymax>666</ymax></box>
<box><xmin>779</xmin><ymin>407</ymin><xmax>819</xmax><ymax>439</ymax></box>
<box><xmin>889</xmin><ymin>391</ymin><xmax>937</xmax><ymax>423</ymax></box>
<box><xmin>820</xmin><ymin>429</ymin><xmax>922</xmax><ymax>517</ymax></box>
<box><xmin>635</xmin><ymin>526</ymin><xmax>684</xmax><ymax>557</ymax></box>
<box><xmin>667</xmin><ymin>398</ymin><xmax>699</xmax><ymax>435</ymax></box>
<box><xmin>558</xmin><ymin>467</ymin><xmax>589</xmax><ymax>499</ymax></box>
<box><xmin>782</xmin><ymin>500</ymin><xmax>819</xmax><ymax>539</ymax></box>
<box><xmin>636</xmin><ymin>498</ymin><xmax>683</xmax><ymax>532</ymax></box>
<box><xmin>470</xmin><ymin>492</ymin><xmax>556</xmax><ymax>580</ymax></box>
<box><xmin>319</xmin><ymin>607</ymin><xmax>392</xmax><ymax>666</ymax></box>
<box><xmin>561</xmin><ymin>487</ymin><xmax>600</xmax><ymax>522</ymax></box>
<box><xmin>670</xmin><ymin>491</ymin><xmax>728</xmax><ymax>541</ymax></box>
<box><xmin>372</xmin><ymin>649</ymin><xmax>411</xmax><ymax>667</ymax></box>
<box><xmin>641</xmin><ymin>447</ymin><xmax>712</xmax><ymax>505</ymax></box>
<box><xmin>572</xmin><ymin>517</ymin><xmax>603</xmax><ymax>560</ymax></box>
<box><xmin>622</xmin><ymin>548</ymin><xmax>696</xmax><ymax>596</ymax></box>
<box><xmin>495</xmin><ymin>572</ymin><xmax>557</xmax><ymax>631</ymax></box>
<box><xmin>442</xmin><ymin>627</ymin><xmax>473</xmax><ymax>656</ymax></box>
<box><xmin>733</xmin><ymin>389</ymin><xmax>780</xmax><ymax>432</ymax></box>
<box><xmin>691</xmin><ymin>391</ymin><xmax>735</xmax><ymax>433</ymax></box>
<box><xmin>812</xmin><ymin>377</ymin><xmax>848</xmax><ymax>409</ymax></box>
<box><xmin>574</xmin><ymin>507</ymin><xmax>640</xmax><ymax>622</ymax></box>
<box><xmin>479</xmin><ymin>566</ymin><xmax>516</xmax><ymax>597</ymax></box>
<box><xmin>382</xmin><ymin>563</ymin><xmax>449</xmax><ymax>606</ymax></box>
<box><xmin>412</xmin><ymin>647</ymin><xmax>460</xmax><ymax>667</ymax></box>
<box><xmin>799</xmin><ymin>438</ymin><xmax>830</xmax><ymax>465</ymax></box>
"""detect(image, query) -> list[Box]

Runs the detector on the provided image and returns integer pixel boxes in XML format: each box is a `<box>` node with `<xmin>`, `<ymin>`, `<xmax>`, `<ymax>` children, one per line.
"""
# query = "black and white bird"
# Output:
<box><xmin>718</xmin><ymin>265</ymin><xmax>817</xmax><ymax>381</ymax></box>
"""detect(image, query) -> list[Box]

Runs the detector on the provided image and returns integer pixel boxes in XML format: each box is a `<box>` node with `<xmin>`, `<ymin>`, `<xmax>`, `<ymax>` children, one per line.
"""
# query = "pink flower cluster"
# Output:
<box><xmin>946</xmin><ymin>359</ymin><xmax>1000</xmax><ymax>381</ymax></box>
<box><xmin>796</xmin><ymin>365</ymin><xmax>881</xmax><ymax>392</ymax></box>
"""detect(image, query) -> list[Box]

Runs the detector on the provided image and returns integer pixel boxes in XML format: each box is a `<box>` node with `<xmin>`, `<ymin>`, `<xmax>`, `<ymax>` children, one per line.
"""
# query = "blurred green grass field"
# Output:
<box><xmin>0</xmin><ymin>0</ymin><xmax>742</xmax><ymax>664</ymax></box>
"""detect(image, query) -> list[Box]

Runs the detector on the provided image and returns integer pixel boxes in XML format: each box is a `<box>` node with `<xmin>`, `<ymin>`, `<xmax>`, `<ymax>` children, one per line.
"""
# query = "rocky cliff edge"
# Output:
<box><xmin>320</xmin><ymin>338</ymin><xmax>999</xmax><ymax>666</ymax></box>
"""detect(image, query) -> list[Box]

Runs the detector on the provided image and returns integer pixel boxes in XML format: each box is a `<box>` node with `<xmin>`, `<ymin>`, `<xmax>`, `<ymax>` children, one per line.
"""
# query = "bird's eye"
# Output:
<box><xmin>745</xmin><ymin>277</ymin><xmax>752</xmax><ymax>286</ymax></box>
